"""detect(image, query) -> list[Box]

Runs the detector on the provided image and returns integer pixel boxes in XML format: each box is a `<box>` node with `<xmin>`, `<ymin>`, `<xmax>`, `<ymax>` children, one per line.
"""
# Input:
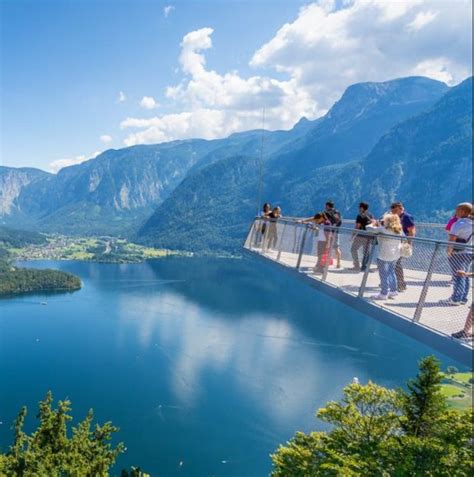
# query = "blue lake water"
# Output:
<box><xmin>0</xmin><ymin>257</ymin><xmax>462</xmax><ymax>476</ymax></box>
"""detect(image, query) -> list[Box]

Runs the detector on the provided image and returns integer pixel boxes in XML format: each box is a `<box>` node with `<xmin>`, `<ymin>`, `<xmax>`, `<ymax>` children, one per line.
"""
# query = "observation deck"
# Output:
<box><xmin>244</xmin><ymin>217</ymin><xmax>473</xmax><ymax>367</ymax></box>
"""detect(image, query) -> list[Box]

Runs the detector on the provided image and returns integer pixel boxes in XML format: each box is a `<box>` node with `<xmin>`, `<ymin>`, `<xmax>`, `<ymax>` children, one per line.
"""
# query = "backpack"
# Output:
<box><xmin>326</xmin><ymin>209</ymin><xmax>342</xmax><ymax>227</ymax></box>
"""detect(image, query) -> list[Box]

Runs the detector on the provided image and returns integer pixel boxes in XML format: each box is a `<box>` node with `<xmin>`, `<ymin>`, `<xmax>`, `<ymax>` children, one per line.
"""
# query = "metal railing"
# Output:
<box><xmin>283</xmin><ymin>217</ymin><xmax>448</xmax><ymax>240</ymax></box>
<box><xmin>244</xmin><ymin>217</ymin><xmax>473</xmax><ymax>348</ymax></box>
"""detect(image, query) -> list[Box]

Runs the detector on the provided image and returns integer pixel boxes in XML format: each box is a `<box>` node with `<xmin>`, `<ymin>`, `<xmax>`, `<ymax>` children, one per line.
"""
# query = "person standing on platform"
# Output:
<box><xmin>367</xmin><ymin>213</ymin><xmax>404</xmax><ymax>300</ymax></box>
<box><xmin>266</xmin><ymin>206</ymin><xmax>282</xmax><ymax>250</ymax></box>
<box><xmin>350</xmin><ymin>202</ymin><xmax>375</xmax><ymax>271</ymax></box>
<box><xmin>324</xmin><ymin>201</ymin><xmax>343</xmax><ymax>268</ymax></box>
<box><xmin>390</xmin><ymin>202</ymin><xmax>416</xmax><ymax>291</ymax></box>
<box><xmin>300</xmin><ymin>212</ymin><xmax>331</xmax><ymax>273</ymax></box>
<box><xmin>441</xmin><ymin>203</ymin><xmax>473</xmax><ymax>306</ymax></box>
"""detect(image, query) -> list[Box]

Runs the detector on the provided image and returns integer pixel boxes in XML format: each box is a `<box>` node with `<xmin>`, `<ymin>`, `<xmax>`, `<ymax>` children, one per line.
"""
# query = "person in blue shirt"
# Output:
<box><xmin>390</xmin><ymin>202</ymin><xmax>416</xmax><ymax>291</ymax></box>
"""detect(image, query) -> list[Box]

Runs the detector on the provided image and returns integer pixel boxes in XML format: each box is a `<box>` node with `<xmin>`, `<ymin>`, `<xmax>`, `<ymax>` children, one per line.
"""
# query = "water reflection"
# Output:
<box><xmin>117</xmin><ymin>284</ymin><xmax>360</xmax><ymax>424</ymax></box>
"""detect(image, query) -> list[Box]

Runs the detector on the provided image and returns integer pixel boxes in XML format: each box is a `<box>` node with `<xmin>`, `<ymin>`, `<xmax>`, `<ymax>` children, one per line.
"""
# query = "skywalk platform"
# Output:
<box><xmin>244</xmin><ymin>219</ymin><xmax>473</xmax><ymax>367</ymax></box>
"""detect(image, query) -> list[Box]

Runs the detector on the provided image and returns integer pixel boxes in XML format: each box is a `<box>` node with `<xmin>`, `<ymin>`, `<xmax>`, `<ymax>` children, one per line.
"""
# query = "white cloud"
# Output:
<box><xmin>48</xmin><ymin>151</ymin><xmax>101</xmax><ymax>173</ymax></box>
<box><xmin>121</xmin><ymin>0</ymin><xmax>472</xmax><ymax>146</ymax></box>
<box><xmin>99</xmin><ymin>134</ymin><xmax>113</xmax><ymax>143</ymax></box>
<box><xmin>117</xmin><ymin>91</ymin><xmax>126</xmax><ymax>103</ymax></box>
<box><xmin>407</xmin><ymin>10</ymin><xmax>438</xmax><ymax>31</ymax></box>
<box><xmin>251</xmin><ymin>0</ymin><xmax>472</xmax><ymax>108</ymax></box>
<box><xmin>139</xmin><ymin>96</ymin><xmax>159</xmax><ymax>109</ymax></box>
<box><xmin>163</xmin><ymin>5</ymin><xmax>174</xmax><ymax>18</ymax></box>
<box><xmin>122</xmin><ymin>27</ymin><xmax>318</xmax><ymax>146</ymax></box>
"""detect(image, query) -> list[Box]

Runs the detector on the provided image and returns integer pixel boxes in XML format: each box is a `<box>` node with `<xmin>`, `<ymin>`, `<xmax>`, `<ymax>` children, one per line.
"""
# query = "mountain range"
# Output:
<box><xmin>1</xmin><ymin>75</ymin><xmax>472</xmax><ymax>252</ymax></box>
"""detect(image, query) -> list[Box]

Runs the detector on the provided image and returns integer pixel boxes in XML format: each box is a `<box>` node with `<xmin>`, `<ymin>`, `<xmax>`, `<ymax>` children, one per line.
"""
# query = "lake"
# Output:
<box><xmin>0</xmin><ymin>257</ymin><xmax>462</xmax><ymax>476</ymax></box>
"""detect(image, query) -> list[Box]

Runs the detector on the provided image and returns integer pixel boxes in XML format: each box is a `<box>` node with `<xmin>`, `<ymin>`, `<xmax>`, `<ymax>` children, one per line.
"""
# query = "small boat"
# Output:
<box><xmin>40</xmin><ymin>302</ymin><xmax>48</xmax><ymax>305</ymax></box>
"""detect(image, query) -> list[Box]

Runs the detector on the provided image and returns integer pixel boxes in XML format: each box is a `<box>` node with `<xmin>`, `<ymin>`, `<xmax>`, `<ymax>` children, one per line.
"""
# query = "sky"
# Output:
<box><xmin>1</xmin><ymin>0</ymin><xmax>472</xmax><ymax>172</ymax></box>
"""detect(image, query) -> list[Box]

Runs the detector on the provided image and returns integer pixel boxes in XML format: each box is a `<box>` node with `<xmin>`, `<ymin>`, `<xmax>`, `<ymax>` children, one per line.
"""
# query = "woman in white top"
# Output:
<box><xmin>300</xmin><ymin>212</ymin><xmax>331</xmax><ymax>273</ymax></box>
<box><xmin>367</xmin><ymin>213</ymin><xmax>404</xmax><ymax>300</ymax></box>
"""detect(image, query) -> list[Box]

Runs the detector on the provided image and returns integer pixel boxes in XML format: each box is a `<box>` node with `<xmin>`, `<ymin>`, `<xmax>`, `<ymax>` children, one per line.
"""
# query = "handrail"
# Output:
<box><xmin>261</xmin><ymin>216</ymin><xmax>448</xmax><ymax>229</ymax></box>
<box><xmin>254</xmin><ymin>217</ymin><xmax>473</xmax><ymax>249</ymax></box>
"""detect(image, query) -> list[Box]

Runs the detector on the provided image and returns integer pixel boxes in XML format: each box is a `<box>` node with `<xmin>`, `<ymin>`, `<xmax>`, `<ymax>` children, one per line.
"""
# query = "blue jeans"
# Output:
<box><xmin>449</xmin><ymin>253</ymin><xmax>472</xmax><ymax>302</ymax></box>
<box><xmin>377</xmin><ymin>259</ymin><xmax>397</xmax><ymax>295</ymax></box>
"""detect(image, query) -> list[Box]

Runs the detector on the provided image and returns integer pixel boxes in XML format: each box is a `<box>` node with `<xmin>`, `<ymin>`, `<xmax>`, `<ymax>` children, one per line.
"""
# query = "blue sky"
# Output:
<box><xmin>1</xmin><ymin>0</ymin><xmax>472</xmax><ymax>172</ymax></box>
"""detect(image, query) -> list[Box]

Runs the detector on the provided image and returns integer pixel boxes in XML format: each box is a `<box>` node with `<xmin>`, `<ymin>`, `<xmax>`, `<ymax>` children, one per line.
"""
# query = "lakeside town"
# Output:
<box><xmin>8</xmin><ymin>234</ymin><xmax>185</xmax><ymax>263</ymax></box>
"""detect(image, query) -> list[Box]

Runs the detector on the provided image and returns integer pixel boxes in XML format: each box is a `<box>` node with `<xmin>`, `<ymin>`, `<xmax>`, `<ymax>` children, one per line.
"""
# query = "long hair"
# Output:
<box><xmin>383</xmin><ymin>213</ymin><xmax>402</xmax><ymax>234</ymax></box>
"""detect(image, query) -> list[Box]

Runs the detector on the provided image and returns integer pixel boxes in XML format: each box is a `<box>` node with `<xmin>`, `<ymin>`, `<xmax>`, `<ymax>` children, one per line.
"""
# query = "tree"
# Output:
<box><xmin>271</xmin><ymin>356</ymin><xmax>474</xmax><ymax>476</ymax></box>
<box><xmin>446</xmin><ymin>366</ymin><xmax>459</xmax><ymax>375</ymax></box>
<box><xmin>0</xmin><ymin>392</ymin><xmax>124</xmax><ymax>476</ymax></box>
<box><xmin>400</xmin><ymin>356</ymin><xmax>446</xmax><ymax>438</ymax></box>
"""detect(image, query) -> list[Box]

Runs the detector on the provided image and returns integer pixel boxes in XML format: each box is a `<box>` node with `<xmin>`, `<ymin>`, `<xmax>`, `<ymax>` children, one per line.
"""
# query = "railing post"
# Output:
<box><xmin>296</xmin><ymin>225</ymin><xmax>309</xmax><ymax>270</ymax></box>
<box><xmin>276</xmin><ymin>222</ymin><xmax>287</xmax><ymax>261</ymax></box>
<box><xmin>358</xmin><ymin>235</ymin><xmax>377</xmax><ymax>298</ymax></box>
<box><xmin>413</xmin><ymin>243</ymin><xmax>440</xmax><ymax>323</ymax></box>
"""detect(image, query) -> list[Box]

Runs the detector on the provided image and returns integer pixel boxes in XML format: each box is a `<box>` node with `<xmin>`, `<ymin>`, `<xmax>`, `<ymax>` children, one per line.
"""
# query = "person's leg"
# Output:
<box><xmin>448</xmin><ymin>254</ymin><xmax>459</xmax><ymax>300</ymax></box>
<box><xmin>335</xmin><ymin>247</ymin><xmax>341</xmax><ymax>268</ymax></box>
<box><xmin>395</xmin><ymin>258</ymin><xmax>406</xmax><ymax>291</ymax></box>
<box><xmin>361</xmin><ymin>237</ymin><xmax>371</xmax><ymax>270</ymax></box>
<box><xmin>449</xmin><ymin>253</ymin><xmax>468</xmax><ymax>302</ymax></box>
<box><xmin>460</xmin><ymin>254</ymin><xmax>471</xmax><ymax>302</ymax></box>
<box><xmin>459</xmin><ymin>274</ymin><xmax>469</xmax><ymax>302</ymax></box>
<box><xmin>334</xmin><ymin>233</ymin><xmax>341</xmax><ymax>268</ymax></box>
<box><xmin>387</xmin><ymin>261</ymin><xmax>397</xmax><ymax>293</ymax></box>
<box><xmin>378</xmin><ymin>259</ymin><xmax>389</xmax><ymax>296</ymax></box>
<box><xmin>254</xmin><ymin>223</ymin><xmax>262</xmax><ymax>246</ymax></box>
<box><xmin>315</xmin><ymin>241</ymin><xmax>326</xmax><ymax>271</ymax></box>
<box><xmin>351</xmin><ymin>237</ymin><xmax>360</xmax><ymax>269</ymax></box>
<box><xmin>269</xmin><ymin>227</ymin><xmax>278</xmax><ymax>249</ymax></box>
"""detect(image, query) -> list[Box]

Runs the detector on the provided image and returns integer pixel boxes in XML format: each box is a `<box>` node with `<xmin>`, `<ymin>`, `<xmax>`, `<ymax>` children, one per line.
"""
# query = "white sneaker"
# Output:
<box><xmin>372</xmin><ymin>293</ymin><xmax>388</xmax><ymax>301</ymax></box>
<box><xmin>388</xmin><ymin>291</ymin><xmax>398</xmax><ymax>299</ymax></box>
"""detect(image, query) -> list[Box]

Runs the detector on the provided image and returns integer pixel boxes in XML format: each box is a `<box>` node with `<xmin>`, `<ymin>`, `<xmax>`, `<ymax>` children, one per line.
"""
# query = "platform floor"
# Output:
<box><xmin>247</xmin><ymin>246</ymin><xmax>473</xmax><ymax>350</ymax></box>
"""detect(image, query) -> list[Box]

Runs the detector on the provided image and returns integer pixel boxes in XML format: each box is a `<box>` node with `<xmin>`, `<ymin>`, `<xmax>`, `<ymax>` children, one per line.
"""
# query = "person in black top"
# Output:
<box><xmin>350</xmin><ymin>202</ymin><xmax>375</xmax><ymax>271</ymax></box>
<box><xmin>266</xmin><ymin>206</ymin><xmax>281</xmax><ymax>250</ymax></box>
<box><xmin>324</xmin><ymin>201</ymin><xmax>342</xmax><ymax>268</ymax></box>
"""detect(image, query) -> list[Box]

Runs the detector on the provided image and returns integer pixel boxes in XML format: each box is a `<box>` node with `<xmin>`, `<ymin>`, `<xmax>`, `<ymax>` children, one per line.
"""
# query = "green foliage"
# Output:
<box><xmin>0</xmin><ymin>391</ymin><xmax>124</xmax><ymax>476</ymax></box>
<box><xmin>271</xmin><ymin>356</ymin><xmax>474</xmax><ymax>476</ymax></box>
<box><xmin>0</xmin><ymin>265</ymin><xmax>81</xmax><ymax>296</ymax></box>
<box><xmin>400</xmin><ymin>356</ymin><xmax>447</xmax><ymax>437</ymax></box>
<box><xmin>0</xmin><ymin>226</ymin><xmax>46</xmax><ymax>248</ymax></box>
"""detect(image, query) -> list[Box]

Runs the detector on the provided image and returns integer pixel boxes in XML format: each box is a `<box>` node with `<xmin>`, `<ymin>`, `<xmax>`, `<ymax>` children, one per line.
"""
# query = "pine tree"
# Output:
<box><xmin>400</xmin><ymin>356</ymin><xmax>446</xmax><ymax>437</ymax></box>
<box><xmin>0</xmin><ymin>392</ymin><xmax>124</xmax><ymax>476</ymax></box>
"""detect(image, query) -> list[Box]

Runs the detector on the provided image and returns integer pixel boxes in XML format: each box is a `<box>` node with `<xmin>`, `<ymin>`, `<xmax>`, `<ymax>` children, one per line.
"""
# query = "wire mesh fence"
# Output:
<box><xmin>245</xmin><ymin>217</ymin><xmax>473</xmax><ymax>347</ymax></box>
